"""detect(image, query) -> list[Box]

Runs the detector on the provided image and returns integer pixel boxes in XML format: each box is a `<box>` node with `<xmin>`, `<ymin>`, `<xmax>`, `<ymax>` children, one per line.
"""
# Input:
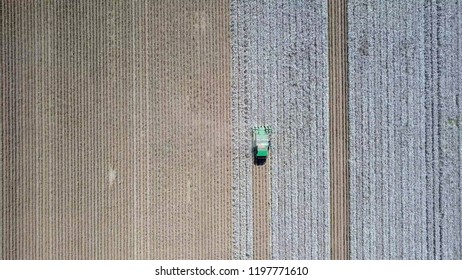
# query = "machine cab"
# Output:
<box><xmin>253</xmin><ymin>126</ymin><xmax>271</xmax><ymax>159</ymax></box>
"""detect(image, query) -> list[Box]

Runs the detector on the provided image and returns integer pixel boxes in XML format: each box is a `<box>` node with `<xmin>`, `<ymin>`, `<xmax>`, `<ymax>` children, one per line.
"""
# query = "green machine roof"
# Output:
<box><xmin>254</xmin><ymin>127</ymin><xmax>270</xmax><ymax>158</ymax></box>
<box><xmin>256</xmin><ymin>148</ymin><xmax>268</xmax><ymax>157</ymax></box>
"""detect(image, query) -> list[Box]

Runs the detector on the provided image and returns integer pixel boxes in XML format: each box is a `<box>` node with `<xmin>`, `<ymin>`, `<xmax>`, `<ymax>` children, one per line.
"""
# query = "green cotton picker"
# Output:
<box><xmin>252</xmin><ymin>126</ymin><xmax>272</xmax><ymax>160</ymax></box>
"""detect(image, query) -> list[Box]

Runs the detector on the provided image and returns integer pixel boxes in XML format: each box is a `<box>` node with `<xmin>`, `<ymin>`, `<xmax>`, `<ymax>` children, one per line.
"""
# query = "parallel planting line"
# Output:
<box><xmin>252</xmin><ymin>160</ymin><xmax>270</xmax><ymax>260</ymax></box>
<box><xmin>328</xmin><ymin>0</ymin><xmax>350</xmax><ymax>260</ymax></box>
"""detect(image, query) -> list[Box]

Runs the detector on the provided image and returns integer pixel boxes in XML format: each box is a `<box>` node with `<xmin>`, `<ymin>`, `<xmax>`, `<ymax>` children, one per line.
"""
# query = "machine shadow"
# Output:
<box><xmin>253</xmin><ymin>157</ymin><xmax>267</xmax><ymax>166</ymax></box>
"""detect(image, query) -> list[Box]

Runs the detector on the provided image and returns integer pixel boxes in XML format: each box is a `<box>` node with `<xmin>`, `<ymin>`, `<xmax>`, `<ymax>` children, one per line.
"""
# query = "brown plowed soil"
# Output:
<box><xmin>1</xmin><ymin>0</ymin><xmax>231</xmax><ymax>259</ymax></box>
<box><xmin>328</xmin><ymin>0</ymin><xmax>350</xmax><ymax>260</ymax></box>
<box><xmin>252</xmin><ymin>159</ymin><xmax>270</xmax><ymax>260</ymax></box>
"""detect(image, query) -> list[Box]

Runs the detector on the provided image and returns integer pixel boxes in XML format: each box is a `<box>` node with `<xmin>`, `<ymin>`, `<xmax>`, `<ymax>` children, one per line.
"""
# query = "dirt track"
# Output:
<box><xmin>252</xmin><ymin>160</ymin><xmax>270</xmax><ymax>260</ymax></box>
<box><xmin>328</xmin><ymin>0</ymin><xmax>349</xmax><ymax>260</ymax></box>
<box><xmin>1</xmin><ymin>0</ymin><xmax>231</xmax><ymax>259</ymax></box>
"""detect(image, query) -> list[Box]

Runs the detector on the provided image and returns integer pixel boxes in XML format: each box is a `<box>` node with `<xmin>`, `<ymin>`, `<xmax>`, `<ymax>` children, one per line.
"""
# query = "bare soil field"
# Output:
<box><xmin>1</xmin><ymin>0</ymin><xmax>232</xmax><ymax>259</ymax></box>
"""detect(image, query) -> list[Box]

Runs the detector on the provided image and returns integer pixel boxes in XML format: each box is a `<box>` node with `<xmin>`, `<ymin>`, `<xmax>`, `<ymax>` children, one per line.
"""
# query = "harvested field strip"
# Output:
<box><xmin>252</xmin><ymin>161</ymin><xmax>270</xmax><ymax>260</ymax></box>
<box><xmin>328</xmin><ymin>0</ymin><xmax>350</xmax><ymax>260</ymax></box>
<box><xmin>349</xmin><ymin>0</ymin><xmax>462</xmax><ymax>259</ymax></box>
<box><xmin>231</xmin><ymin>0</ymin><xmax>330</xmax><ymax>259</ymax></box>
<box><xmin>1</xmin><ymin>0</ymin><xmax>232</xmax><ymax>259</ymax></box>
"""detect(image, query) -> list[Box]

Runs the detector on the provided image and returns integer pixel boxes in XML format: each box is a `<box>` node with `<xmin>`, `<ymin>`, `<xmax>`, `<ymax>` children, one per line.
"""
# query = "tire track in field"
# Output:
<box><xmin>252</xmin><ymin>158</ymin><xmax>270</xmax><ymax>260</ymax></box>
